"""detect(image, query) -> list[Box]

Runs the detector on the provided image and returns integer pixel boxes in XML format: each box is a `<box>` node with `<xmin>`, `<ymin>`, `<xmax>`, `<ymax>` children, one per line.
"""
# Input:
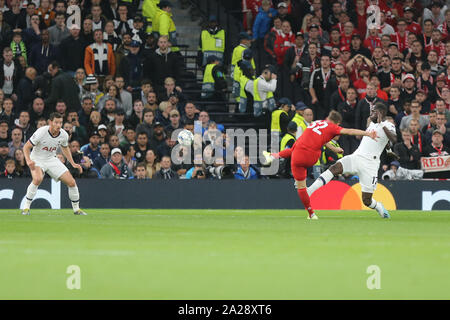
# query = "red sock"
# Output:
<box><xmin>298</xmin><ymin>188</ymin><xmax>314</xmax><ymax>216</ymax></box>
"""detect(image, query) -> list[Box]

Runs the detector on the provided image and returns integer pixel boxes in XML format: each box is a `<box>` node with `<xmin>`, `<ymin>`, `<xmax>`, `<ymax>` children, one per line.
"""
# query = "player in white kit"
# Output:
<box><xmin>307</xmin><ymin>103</ymin><xmax>397</xmax><ymax>218</ymax></box>
<box><xmin>21</xmin><ymin>113</ymin><xmax>87</xmax><ymax>215</ymax></box>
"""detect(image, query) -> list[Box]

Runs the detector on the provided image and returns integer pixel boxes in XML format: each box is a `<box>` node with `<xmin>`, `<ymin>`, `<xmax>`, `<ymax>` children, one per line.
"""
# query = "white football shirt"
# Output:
<box><xmin>30</xmin><ymin>125</ymin><xmax>69</xmax><ymax>161</ymax></box>
<box><xmin>354</xmin><ymin>120</ymin><xmax>396</xmax><ymax>160</ymax></box>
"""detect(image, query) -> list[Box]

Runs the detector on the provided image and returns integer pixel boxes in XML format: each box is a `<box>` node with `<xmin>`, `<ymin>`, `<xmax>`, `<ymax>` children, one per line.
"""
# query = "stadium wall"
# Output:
<box><xmin>1</xmin><ymin>180</ymin><xmax>449</xmax><ymax>211</ymax></box>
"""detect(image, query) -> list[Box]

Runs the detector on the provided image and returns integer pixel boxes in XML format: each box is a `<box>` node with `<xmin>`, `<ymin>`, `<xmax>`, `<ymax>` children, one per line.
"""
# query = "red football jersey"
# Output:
<box><xmin>294</xmin><ymin>120</ymin><xmax>343</xmax><ymax>152</ymax></box>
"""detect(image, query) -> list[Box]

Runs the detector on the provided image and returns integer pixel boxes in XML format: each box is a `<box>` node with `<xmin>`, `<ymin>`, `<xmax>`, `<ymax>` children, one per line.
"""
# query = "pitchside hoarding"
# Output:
<box><xmin>0</xmin><ymin>180</ymin><xmax>449</xmax><ymax>210</ymax></box>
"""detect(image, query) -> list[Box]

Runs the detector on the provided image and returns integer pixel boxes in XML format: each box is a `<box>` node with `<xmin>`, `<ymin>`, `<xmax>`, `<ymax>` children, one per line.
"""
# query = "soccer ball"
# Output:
<box><xmin>177</xmin><ymin>129</ymin><xmax>194</xmax><ymax>146</ymax></box>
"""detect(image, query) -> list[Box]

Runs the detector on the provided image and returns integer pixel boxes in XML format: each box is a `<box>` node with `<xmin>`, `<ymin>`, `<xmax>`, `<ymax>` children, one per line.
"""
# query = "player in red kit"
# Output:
<box><xmin>264</xmin><ymin>111</ymin><xmax>378</xmax><ymax>219</ymax></box>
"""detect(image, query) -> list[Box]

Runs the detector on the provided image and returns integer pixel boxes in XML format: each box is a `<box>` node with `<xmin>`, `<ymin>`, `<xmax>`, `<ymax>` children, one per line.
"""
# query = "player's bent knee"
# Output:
<box><xmin>362</xmin><ymin>196</ymin><xmax>372</xmax><ymax>207</ymax></box>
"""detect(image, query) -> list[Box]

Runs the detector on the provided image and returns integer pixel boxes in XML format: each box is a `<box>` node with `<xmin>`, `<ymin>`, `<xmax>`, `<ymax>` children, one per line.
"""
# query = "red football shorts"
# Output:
<box><xmin>290</xmin><ymin>148</ymin><xmax>321</xmax><ymax>181</ymax></box>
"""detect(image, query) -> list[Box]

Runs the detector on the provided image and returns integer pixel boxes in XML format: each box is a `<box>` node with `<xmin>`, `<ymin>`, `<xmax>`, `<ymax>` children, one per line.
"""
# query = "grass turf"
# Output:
<box><xmin>0</xmin><ymin>209</ymin><xmax>449</xmax><ymax>300</ymax></box>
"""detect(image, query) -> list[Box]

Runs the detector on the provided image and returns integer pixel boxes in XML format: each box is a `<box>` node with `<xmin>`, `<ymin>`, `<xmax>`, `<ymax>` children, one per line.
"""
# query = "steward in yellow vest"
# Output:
<box><xmin>233</xmin><ymin>49</ymin><xmax>254</xmax><ymax>102</ymax></box>
<box><xmin>279</xmin><ymin>121</ymin><xmax>298</xmax><ymax>178</ymax></box>
<box><xmin>231</xmin><ymin>32</ymin><xmax>253</xmax><ymax>77</ymax></box>
<box><xmin>198</xmin><ymin>15</ymin><xmax>225</xmax><ymax>67</ymax></box>
<box><xmin>142</xmin><ymin>0</ymin><xmax>160</xmax><ymax>33</ymax></box>
<box><xmin>152</xmin><ymin>1</ymin><xmax>178</xmax><ymax>52</ymax></box>
<box><xmin>201</xmin><ymin>55</ymin><xmax>227</xmax><ymax>100</ymax></box>
<box><xmin>237</xmin><ymin>59</ymin><xmax>256</xmax><ymax>113</ymax></box>
<box><xmin>270</xmin><ymin>97</ymin><xmax>291</xmax><ymax>136</ymax></box>
<box><xmin>291</xmin><ymin>101</ymin><xmax>309</xmax><ymax>138</ymax></box>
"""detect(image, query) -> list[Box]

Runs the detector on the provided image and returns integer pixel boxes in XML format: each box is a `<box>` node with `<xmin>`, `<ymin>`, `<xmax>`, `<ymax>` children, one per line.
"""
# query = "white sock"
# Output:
<box><xmin>368</xmin><ymin>199</ymin><xmax>383</xmax><ymax>212</ymax></box>
<box><xmin>307</xmin><ymin>170</ymin><xmax>334</xmax><ymax>196</ymax></box>
<box><xmin>68</xmin><ymin>186</ymin><xmax>80</xmax><ymax>212</ymax></box>
<box><xmin>24</xmin><ymin>183</ymin><xmax>39</xmax><ymax>209</ymax></box>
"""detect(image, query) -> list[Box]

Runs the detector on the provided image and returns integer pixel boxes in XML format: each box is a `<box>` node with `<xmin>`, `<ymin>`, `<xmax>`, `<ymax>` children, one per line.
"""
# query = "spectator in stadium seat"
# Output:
<box><xmin>127</xmin><ymin>99</ymin><xmax>145</xmax><ymax>129</ymax></box>
<box><xmin>14</xmin><ymin>110</ymin><xmax>34</xmax><ymax>142</ymax></box>
<box><xmin>115</xmin><ymin>76</ymin><xmax>132</xmax><ymax>117</ymax></box>
<box><xmin>83</xmin><ymin>131</ymin><xmax>101</xmax><ymax>162</ymax></box>
<box><xmin>394</xmin><ymin>129</ymin><xmax>422</xmax><ymax>169</ymax></box>
<box><xmin>97</xmin><ymin>84</ymin><xmax>123</xmax><ymax>112</ymax></box>
<box><xmin>0</xmin><ymin>119</ymin><xmax>9</xmax><ymax>144</ymax></box>
<box><xmin>143</xmin><ymin>35</ymin><xmax>181</xmax><ymax>90</ymax></box>
<box><xmin>426</xmin><ymin>111</ymin><xmax>450</xmax><ymax>146</ymax></box>
<box><xmin>93</xmin><ymin>142</ymin><xmax>110</xmax><ymax>171</ymax></box>
<box><xmin>400</xmin><ymin>100</ymin><xmax>430</xmax><ymax>131</ymax></box>
<box><xmin>0</xmin><ymin>47</ymin><xmax>22</xmax><ymax>101</ymax></box>
<box><xmin>78</xmin><ymin>96</ymin><xmax>93</xmax><ymax>128</ymax></box>
<box><xmin>16</xmin><ymin>67</ymin><xmax>36</xmax><ymax>113</ymax></box>
<box><xmin>149</xmin><ymin>122</ymin><xmax>166</xmax><ymax>151</ymax></box>
<box><xmin>0</xmin><ymin>140</ymin><xmax>10</xmax><ymax>171</ymax></box>
<box><xmin>45</xmin><ymin>61</ymin><xmax>82</xmax><ymax>112</ymax></box>
<box><xmin>87</xmin><ymin>110</ymin><xmax>102</xmax><ymax>136</ymax></box>
<box><xmin>121</xmin><ymin>143</ymin><xmax>136</xmax><ymax>172</ymax></box>
<box><xmin>134</xmin><ymin>162</ymin><xmax>149</xmax><ymax>179</ymax></box>
<box><xmin>118</xmin><ymin>40</ymin><xmax>143</xmax><ymax>89</ymax></box>
<box><xmin>84</xmin><ymin>29</ymin><xmax>116</xmax><ymax>77</ymax></box>
<box><xmin>59</xmin><ymin>24</ymin><xmax>86</xmax><ymax>74</ymax></box>
<box><xmin>48</xmin><ymin>12</ymin><xmax>69</xmax><ymax>46</ymax></box>
<box><xmin>7</xmin><ymin>127</ymin><xmax>23</xmax><ymax>157</ymax></box>
<box><xmin>100</xmin><ymin>98</ymin><xmax>117</xmax><ymax>125</ymax></box>
<box><xmin>67</xmin><ymin>111</ymin><xmax>88</xmax><ymax>145</ymax></box>
<box><xmin>422</xmin><ymin>130</ymin><xmax>450</xmax><ymax>179</ymax></box>
<box><xmin>136</xmin><ymin>109</ymin><xmax>155</xmax><ymax>140</ymax></box>
<box><xmin>134</xmin><ymin>131</ymin><xmax>150</xmax><ymax>163</ymax></box>
<box><xmin>121</xmin><ymin>126</ymin><xmax>136</xmax><ymax>148</ymax></box>
<box><xmin>165</xmin><ymin>109</ymin><xmax>182</xmax><ymax>133</ymax></box>
<box><xmin>29</xmin><ymin>29</ymin><xmax>57</xmax><ymax>75</ymax></box>
<box><xmin>143</xmin><ymin>149</ymin><xmax>160</xmax><ymax>179</ymax></box>
<box><xmin>181</xmin><ymin>102</ymin><xmax>199</xmax><ymax>124</ymax></box>
<box><xmin>156</xmin><ymin>130</ymin><xmax>176</xmax><ymax>159</ymax></box>
<box><xmin>234</xmin><ymin>155</ymin><xmax>258</xmax><ymax>180</ymax></box>
<box><xmin>100</xmin><ymin>147</ymin><xmax>133</xmax><ymax>179</ymax></box>
<box><xmin>28</xmin><ymin>97</ymin><xmax>48</xmax><ymax>126</ymax></box>
<box><xmin>154</xmin><ymin>155</ymin><xmax>178</xmax><ymax>179</ymax></box>
<box><xmin>145</xmin><ymin>91</ymin><xmax>159</xmax><ymax>112</ymax></box>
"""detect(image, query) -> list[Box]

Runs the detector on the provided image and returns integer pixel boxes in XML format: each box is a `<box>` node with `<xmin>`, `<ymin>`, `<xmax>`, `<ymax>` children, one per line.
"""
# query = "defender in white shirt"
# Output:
<box><xmin>307</xmin><ymin>103</ymin><xmax>398</xmax><ymax>218</ymax></box>
<box><xmin>21</xmin><ymin>113</ymin><xmax>87</xmax><ymax>215</ymax></box>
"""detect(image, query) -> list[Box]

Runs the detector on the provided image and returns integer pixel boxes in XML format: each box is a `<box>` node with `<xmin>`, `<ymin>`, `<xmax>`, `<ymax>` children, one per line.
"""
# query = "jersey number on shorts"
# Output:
<box><xmin>307</xmin><ymin>120</ymin><xmax>329</xmax><ymax>135</ymax></box>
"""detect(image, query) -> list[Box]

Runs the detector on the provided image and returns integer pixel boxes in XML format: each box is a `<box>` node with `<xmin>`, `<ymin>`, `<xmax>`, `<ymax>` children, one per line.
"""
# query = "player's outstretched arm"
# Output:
<box><xmin>340</xmin><ymin>128</ymin><xmax>378</xmax><ymax>140</ymax></box>
<box><xmin>382</xmin><ymin>126</ymin><xmax>397</xmax><ymax>144</ymax></box>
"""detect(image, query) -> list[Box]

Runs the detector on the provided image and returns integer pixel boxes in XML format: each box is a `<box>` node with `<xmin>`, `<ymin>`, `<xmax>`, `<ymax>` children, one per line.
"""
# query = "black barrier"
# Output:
<box><xmin>1</xmin><ymin>179</ymin><xmax>449</xmax><ymax>211</ymax></box>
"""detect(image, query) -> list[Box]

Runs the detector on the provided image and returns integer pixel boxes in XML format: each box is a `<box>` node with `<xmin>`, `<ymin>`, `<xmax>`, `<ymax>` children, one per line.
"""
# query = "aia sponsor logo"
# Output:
<box><xmin>42</xmin><ymin>146</ymin><xmax>57</xmax><ymax>152</ymax></box>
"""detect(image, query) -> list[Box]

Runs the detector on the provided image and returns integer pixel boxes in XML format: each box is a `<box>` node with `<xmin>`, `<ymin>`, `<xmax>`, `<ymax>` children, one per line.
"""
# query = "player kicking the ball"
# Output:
<box><xmin>264</xmin><ymin>110</ymin><xmax>378</xmax><ymax>219</ymax></box>
<box><xmin>21</xmin><ymin>112</ymin><xmax>87</xmax><ymax>215</ymax></box>
<box><xmin>307</xmin><ymin>103</ymin><xmax>397</xmax><ymax>219</ymax></box>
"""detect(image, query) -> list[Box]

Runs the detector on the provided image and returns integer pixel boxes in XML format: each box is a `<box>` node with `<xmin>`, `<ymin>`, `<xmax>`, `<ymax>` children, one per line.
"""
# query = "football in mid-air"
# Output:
<box><xmin>177</xmin><ymin>129</ymin><xmax>194</xmax><ymax>146</ymax></box>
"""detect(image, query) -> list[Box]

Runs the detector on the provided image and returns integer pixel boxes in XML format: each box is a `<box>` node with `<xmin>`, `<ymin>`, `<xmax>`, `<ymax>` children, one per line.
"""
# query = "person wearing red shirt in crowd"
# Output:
<box><xmin>242</xmin><ymin>0</ymin><xmax>262</xmax><ymax>32</ymax></box>
<box><xmin>364</xmin><ymin>27</ymin><xmax>382</xmax><ymax>53</ymax></box>
<box><xmin>353</xmin><ymin>69</ymin><xmax>371</xmax><ymax>97</ymax></box>
<box><xmin>266</xmin><ymin>110</ymin><xmax>377</xmax><ymax>219</ymax></box>
<box><xmin>380</xmin><ymin>34</ymin><xmax>391</xmax><ymax>53</ymax></box>
<box><xmin>361</xmin><ymin>75</ymin><xmax>389</xmax><ymax>100</ymax></box>
<box><xmin>334</xmin><ymin>11</ymin><xmax>351</xmax><ymax>34</ymax></box>
<box><xmin>339</xmin><ymin>45</ymin><xmax>352</xmax><ymax>65</ymax></box>
<box><xmin>340</xmin><ymin>21</ymin><xmax>357</xmax><ymax>47</ymax></box>
<box><xmin>438</xmin><ymin>8</ymin><xmax>450</xmax><ymax>41</ymax></box>
<box><xmin>346</xmin><ymin>53</ymin><xmax>374</xmax><ymax>83</ymax></box>
<box><xmin>323</xmin><ymin>28</ymin><xmax>341</xmax><ymax>53</ymax></box>
<box><xmin>426</xmin><ymin>29</ymin><xmax>446</xmax><ymax>60</ymax></box>
<box><xmin>404</xmin><ymin>7</ymin><xmax>422</xmax><ymax>35</ymax></box>
<box><xmin>391</xmin><ymin>18</ymin><xmax>409</xmax><ymax>52</ymax></box>
<box><xmin>355</xmin><ymin>0</ymin><xmax>367</xmax><ymax>39</ymax></box>
<box><xmin>330</xmin><ymin>46</ymin><xmax>343</xmax><ymax>69</ymax></box>
<box><xmin>274</xmin><ymin>20</ymin><xmax>295</xmax><ymax>66</ymax></box>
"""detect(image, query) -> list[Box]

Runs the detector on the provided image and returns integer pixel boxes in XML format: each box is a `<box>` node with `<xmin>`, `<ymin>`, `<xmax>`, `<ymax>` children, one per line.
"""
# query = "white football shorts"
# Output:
<box><xmin>337</xmin><ymin>154</ymin><xmax>379</xmax><ymax>193</ymax></box>
<box><xmin>33</xmin><ymin>157</ymin><xmax>68</xmax><ymax>181</ymax></box>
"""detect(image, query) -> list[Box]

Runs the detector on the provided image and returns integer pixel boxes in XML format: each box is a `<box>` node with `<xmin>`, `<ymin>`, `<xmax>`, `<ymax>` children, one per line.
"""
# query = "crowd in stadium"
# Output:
<box><xmin>0</xmin><ymin>0</ymin><xmax>449</xmax><ymax>180</ymax></box>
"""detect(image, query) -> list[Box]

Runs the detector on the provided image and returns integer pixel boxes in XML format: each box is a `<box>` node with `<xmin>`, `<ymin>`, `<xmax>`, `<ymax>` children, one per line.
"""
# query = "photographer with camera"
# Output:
<box><xmin>185</xmin><ymin>163</ymin><xmax>206</xmax><ymax>180</ymax></box>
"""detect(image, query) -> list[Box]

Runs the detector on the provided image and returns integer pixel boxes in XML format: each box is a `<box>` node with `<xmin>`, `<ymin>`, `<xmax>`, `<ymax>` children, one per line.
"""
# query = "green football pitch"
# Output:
<box><xmin>0</xmin><ymin>209</ymin><xmax>449</xmax><ymax>300</ymax></box>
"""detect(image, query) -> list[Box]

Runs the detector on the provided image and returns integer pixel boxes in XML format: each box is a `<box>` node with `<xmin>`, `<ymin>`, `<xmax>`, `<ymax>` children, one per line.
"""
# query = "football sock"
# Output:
<box><xmin>24</xmin><ymin>183</ymin><xmax>39</xmax><ymax>209</ymax></box>
<box><xmin>368</xmin><ymin>199</ymin><xmax>383</xmax><ymax>212</ymax></box>
<box><xmin>307</xmin><ymin>170</ymin><xmax>334</xmax><ymax>196</ymax></box>
<box><xmin>68</xmin><ymin>186</ymin><xmax>80</xmax><ymax>212</ymax></box>
<box><xmin>298</xmin><ymin>188</ymin><xmax>314</xmax><ymax>217</ymax></box>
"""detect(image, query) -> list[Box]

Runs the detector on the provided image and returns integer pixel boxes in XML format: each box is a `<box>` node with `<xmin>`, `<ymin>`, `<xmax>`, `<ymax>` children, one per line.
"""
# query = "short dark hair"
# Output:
<box><xmin>374</xmin><ymin>102</ymin><xmax>387</xmax><ymax>115</ymax></box>
<box><xmin>49</xmin><ymin>112</ymin><xmax>64</xmax><ymax>121</ymax></box>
